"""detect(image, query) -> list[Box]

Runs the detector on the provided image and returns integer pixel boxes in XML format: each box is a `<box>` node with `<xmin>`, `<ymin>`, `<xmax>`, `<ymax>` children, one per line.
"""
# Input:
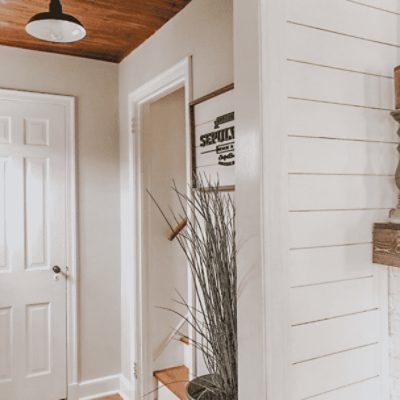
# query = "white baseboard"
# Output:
<box><xmin>76</xmin><ymin>374</ymin><xmax>122</xmax><ymax>400</ymax></box>
<box><xmin>67</xmin><ymin>374</ymin><xmax>135</xmax><ymax>400</ymax></box>
<box><xmin>68</xmin><ymin>383</ymin><xmax>79</xmax><ymax>400</ymax></box>
<box><xmin>120</xmin><ymin>375</ymin><xmax>135</xmax><ymax>400</ymax></box>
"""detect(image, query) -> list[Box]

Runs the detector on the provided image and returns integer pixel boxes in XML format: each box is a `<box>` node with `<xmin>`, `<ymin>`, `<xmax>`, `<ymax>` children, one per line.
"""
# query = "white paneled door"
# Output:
<box><xmin>0</xmin><ymin>95</ymin><xmax>68</xmax><ymax>400</ymax></box>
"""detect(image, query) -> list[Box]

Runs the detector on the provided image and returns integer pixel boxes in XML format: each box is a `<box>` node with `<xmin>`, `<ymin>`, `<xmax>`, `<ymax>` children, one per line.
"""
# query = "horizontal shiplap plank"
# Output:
<box><xmin>292</xmin><ymin>310</ymin><xmax>380</xmax><ymax>363</ymax></box>
<box><xmin>290</xmin><ymin>209</ymin><xmax>388</xmax><ymax>249</ymax></box>
<box><xmin>287</xmin><ymin>22</ymin><xmax>397</xmax><ymax>78</ymax></box>
<box><xmin>288</xmin><ymin>0</ymin><xmax>400</xmax><ymax>46</ymax></box>
<box><xmin>287</xmin><ymin>61</ymin><xmax>394</xmax><ymax>110</ymax></box>
<box><xmin>291</xmin><ymin>276</ymin><xmax>377</xmax><ymax>325</ymax></box>
<box><xmin>288</xmin><ymin>137</ymin><xmax>397</xmax><ymax>175</ymax></box>
<box><xmin>347</xmin><ymin>0</ymin><xmax>399</xmax><ymax>14</ymax></box>
<box><xmin>287</xmin><ymin>98</ymin><xmax>397</xmax><ymax>142</ymax></box>
<box><xmin>308</xmin><ymin>377</ymin><xmax>380</xmax><ymax>400</ymax></box>
<box><xmin>290</xmin><ymin>244</ymin><xmax>375</xmax><ymax>287</ymax></box>
<box><xmin>289</xmin><ymin>174</ymin><xmax>396</xmax><ymax>211</ymax></box>
<box><xmin>293</xmin><ymin>344</ymin><xmax>380</xmax><ymax>399</ymax></box>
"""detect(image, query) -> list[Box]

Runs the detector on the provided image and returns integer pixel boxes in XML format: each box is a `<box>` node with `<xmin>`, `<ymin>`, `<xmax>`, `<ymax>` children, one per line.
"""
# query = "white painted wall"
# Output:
<box><xmin>119</xmin><ymin>0</ymin><xmax>233</xmax><ymax>386</ymax></box>
<box><xmin>235</xmin><ymin>0</ymin><xmax>399</xmax><ymax>398</ymax></box>
<box><xmin>0</xmin><ymin>45</ymin><xmax>120</xmax><ymax>384</ymax></box>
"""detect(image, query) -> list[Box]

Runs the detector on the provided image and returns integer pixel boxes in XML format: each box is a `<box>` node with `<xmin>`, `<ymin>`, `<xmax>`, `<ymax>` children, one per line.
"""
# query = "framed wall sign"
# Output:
<box><xmin>190</xmin><ymin>84</ymin><xmax>235</xmax><ymax>191</ymax></box>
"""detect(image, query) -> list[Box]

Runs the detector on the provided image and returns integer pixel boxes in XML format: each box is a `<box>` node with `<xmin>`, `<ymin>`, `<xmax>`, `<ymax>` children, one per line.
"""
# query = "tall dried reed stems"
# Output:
<box><xmin>148</xmin><ymin>177</ymin><xmax>237</xmax><ymax>400</ymax></box>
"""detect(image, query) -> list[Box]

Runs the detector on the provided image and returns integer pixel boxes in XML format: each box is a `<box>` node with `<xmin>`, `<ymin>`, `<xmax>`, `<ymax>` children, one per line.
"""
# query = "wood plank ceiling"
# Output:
<box><xmin>0</xmin><ymin>0</ymin><xmax>192</xmax><ymax>63</ymax></box>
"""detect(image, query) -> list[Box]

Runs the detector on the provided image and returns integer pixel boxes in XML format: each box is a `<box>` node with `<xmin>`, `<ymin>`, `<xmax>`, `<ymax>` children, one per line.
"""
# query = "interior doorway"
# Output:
<box><xmin>0</xmin><ymin>90</ymin><xmax>76</xmax><ymax>400</ymax></box>
<box><xmin>140</xmin><ymin>87</ymin><xmax>189</xmax><ymax>395</ymax></box>
<box><xmin>122</xmin><ymin>58</ymin><xmax>193</xmax><ymax>400</ymax></box>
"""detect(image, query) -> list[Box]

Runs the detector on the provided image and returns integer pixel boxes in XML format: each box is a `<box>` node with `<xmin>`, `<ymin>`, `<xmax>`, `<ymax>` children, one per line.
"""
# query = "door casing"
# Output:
<box><xmin>121</xmin><ymin>57</ymin><xmax>193</xmax><ymax>399</ymax></box>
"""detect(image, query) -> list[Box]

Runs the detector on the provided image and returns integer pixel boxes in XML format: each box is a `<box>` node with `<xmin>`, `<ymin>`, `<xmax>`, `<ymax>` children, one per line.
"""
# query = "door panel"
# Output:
<box><xmin>26</xmin><ymin>303</ymin><xmax>51</xmax><ymax>376</ymax></box>
<box><xmin>0</xmin><ymin>306</ymin><xmax>12</xmax><ymax>381</ymax></box>
<box><xmin>0</xmin><ymin>158</ymin><xmax>7</xmax><ymax>271</ymax></box>
<box><xmin>25</xmin><ymin>157</ymin><xmax>49</xmax><ymax>270</ymax></box>
<box><xmin>0</xmin><ymin>117</ymin><xmax>10</xmax><ymax>144</ymax></box>
<box><xmin>0</xmin><ymin>96</ymin><xmax>67</xmax><ymax>400</ymax></box>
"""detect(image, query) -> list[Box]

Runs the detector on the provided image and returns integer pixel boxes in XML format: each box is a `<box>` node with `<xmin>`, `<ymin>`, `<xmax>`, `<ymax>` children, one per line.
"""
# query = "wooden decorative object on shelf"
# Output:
<box><xmin>168</xmin><ymin>218</ymin><xmax>188</xmax><ymax>241</ymax></box>
<box><xmin>372</xmin><ymin>76</ymin><xmax>400</xmax><ymax>267</ymax></box>
<box><xmin>390</xmin><ymin>110</ymin><xmax>400</xmax><ymax>221</ymax></box>
<box><xmin>395</xmin><ymin>66</ymin><xmax>400</xmax><ymax>110</ymax></box>
<box><xmin>373</xmin><ymin>223</ymin><xmax>400</xmax><ymax>267</ymax></box>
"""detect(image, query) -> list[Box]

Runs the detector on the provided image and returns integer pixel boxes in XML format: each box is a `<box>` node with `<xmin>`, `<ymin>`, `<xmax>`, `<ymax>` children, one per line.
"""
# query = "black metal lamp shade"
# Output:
<box><xmin>26</xmin><ymin>0</ymin><xmax>86</xmax><ymax>43</ymax></box>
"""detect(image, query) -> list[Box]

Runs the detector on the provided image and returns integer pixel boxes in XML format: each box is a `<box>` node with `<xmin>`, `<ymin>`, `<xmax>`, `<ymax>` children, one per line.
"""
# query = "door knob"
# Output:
<box><xmin>52</xmin><ymin>265</ymin><xmax>62</xmax><ymax>274</ymax></box>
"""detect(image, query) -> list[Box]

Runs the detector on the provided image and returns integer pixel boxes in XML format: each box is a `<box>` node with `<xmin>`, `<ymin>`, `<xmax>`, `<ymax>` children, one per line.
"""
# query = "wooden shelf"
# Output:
<box><xmin>373</xmin><ymin>223</ymin><xmax>400</xmax><ymax>267</ymax></box>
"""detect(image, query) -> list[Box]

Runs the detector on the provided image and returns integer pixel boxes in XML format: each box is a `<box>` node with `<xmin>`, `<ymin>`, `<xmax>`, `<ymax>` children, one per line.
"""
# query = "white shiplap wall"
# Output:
<box><xmin>285</xmin><ymin>0</ymin><xmax>399</xmax><ymax>399</ymax></box>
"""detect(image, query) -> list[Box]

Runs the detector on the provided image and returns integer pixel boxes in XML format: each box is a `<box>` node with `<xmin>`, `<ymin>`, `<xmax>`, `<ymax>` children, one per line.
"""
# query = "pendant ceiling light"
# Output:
<box><xmin>26</xmin><ymin>0</ymin><xmax>86</xmax><ymax>43</ymax></box>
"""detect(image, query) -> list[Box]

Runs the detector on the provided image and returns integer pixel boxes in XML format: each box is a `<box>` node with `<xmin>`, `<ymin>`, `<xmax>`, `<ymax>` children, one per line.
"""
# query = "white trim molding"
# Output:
<box><xmin>233</xmin><ymin>0</ymin><xmax>290</xmax><ymax>399</ymax></box>
<box><xmin>69</xmin><ymin>374</ymin><xmax>131</xmax><ymax>400</ymax></box>
<box><xmin>78</xmin><ymin>375</ymin><xmax>122</xmax><ymax>400</ymax></box>
<box><xmin>0</xmin><ymin>89</ymin><xmax>78</xmax><ymax>399</ymax></box>
<box><xmin>120</xmin><ymin>57</ymin><xmax>193</xmax><ymax>400</ymax></box>
<box><xmin>120</xmin><ymin>374</ymin><xmax>135</xmax><ymax>400</ymax></box>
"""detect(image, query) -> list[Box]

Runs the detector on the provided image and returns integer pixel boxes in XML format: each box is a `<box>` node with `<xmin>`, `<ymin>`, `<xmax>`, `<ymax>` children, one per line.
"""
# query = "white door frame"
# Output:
<box><xmin>0</xmin><ymin>88</ymin><xmax>78</xmax><ymax>399</ymax></box>
<box><xmin>122</xmin><ymin>57</ymin><xmax>192</xmax><ymax>399</ymax></box>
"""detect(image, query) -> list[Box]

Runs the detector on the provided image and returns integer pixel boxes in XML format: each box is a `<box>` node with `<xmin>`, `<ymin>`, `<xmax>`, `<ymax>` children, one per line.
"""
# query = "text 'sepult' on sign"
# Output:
<box><xmin>191</xmin><ymin>85</ymin><xmax>235</xmax><ymax>191</ymax></box>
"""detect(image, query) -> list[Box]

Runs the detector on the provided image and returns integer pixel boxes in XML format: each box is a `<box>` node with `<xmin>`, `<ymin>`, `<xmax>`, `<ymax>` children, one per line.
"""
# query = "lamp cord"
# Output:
<box><xmin>49</xmin><ymin>0</ymin><xmax>63</xmax><ymax>15</ymax></box>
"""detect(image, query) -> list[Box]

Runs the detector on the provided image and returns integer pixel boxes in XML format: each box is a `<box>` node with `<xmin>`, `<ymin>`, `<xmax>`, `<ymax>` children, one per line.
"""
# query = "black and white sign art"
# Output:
<box><xmin>191</xmin><ymin>84</ymin><xmax>235</xmax><ymax>191</ymax></box>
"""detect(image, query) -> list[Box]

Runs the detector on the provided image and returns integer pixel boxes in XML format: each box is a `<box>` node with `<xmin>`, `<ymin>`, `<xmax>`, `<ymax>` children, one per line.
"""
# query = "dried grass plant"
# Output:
<box><xmin>148</xmin><ymin>176</ymin><xmax>237</xmax><ymax>400</ymax></box>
